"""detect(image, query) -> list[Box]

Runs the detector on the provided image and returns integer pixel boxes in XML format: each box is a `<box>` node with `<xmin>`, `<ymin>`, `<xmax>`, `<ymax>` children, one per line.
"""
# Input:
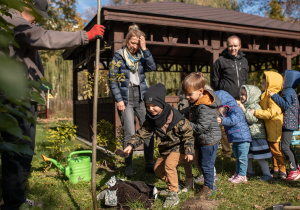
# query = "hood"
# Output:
<box><xmin>221</xmin><ymin>48</ymin><xmax>245</xmax><ymax>60</ymax></box>
<box><xmin>215</xmin><ymin>90</ymin><xmax>238</xmax><ymax>108</ymax></box>
<box><xmin>194</xmin><ymin>89</ymin><xmax>221</xmax><ymax>108</ymax></box>
<box><xmin>283</xmin><ymin>70</ymin><xmax>300</xmax><ymax>89</ymax></box>
<box><xmin>264</xmin><ymin>71</ymin><xmax>283</xmax><ymax>93</ymax></box>
<box><xmin>241</xmin><ymin>85</ymin><xmax>261</xmax><ymax>106</ymax></box>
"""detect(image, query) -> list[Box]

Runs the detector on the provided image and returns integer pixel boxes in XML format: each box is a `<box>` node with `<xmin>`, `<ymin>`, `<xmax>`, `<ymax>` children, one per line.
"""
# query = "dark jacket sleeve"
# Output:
<box><xmin>211</xmin><ymin>59</ymin><xmax>221</xmax><ymax>91</ymax></box>
<box><xmin>142</xmin><ymin>49</ymin><xmax>156</xmax><ymax>72</ymax></box>
<box><xmin>108</xmin><ymin>53</ymin><xmax>123</xmax><ymax>103</ymax></box>
<box><xmin>271</xmin><ymin>89</ymin><xmax>294</xmax><ymax>112</ymax></box>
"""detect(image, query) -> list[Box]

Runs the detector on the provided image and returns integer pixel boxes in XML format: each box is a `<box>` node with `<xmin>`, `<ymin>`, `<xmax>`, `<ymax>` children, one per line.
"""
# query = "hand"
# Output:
<box><xmin>86</xmin><ymin>24</ymin><xmax>105</xmax><ymax>41</ymax></box>
<box><xmin>185</xmin><ymin>154</ymin><xmax>193</xmax><ymax>162</ymax></box>
<box><xmin>139</xmin><ymin>36</ymin><xmax>146</xmax><ymax>51</ymax></box>
<box><xmin>124</xmin><ymin>145</ymin><xmax>133</xmax><ymax>155</ymax></box>
<box><xmin>117</xmin><ymin>101</ymin><xmax>125</xmax><ymax>112</ymax></box>
<box><xmin>268</xmin><ymin>90</ymin><xmax>274</xmax><ymax>97</ymax></box>
<box><xmin>238</xmin><ymin>103</ymin><xmax>245</xmax><ymax>111</ymax></box>
<box><xmin>217</xmin><ymin>117</ymin><xmax>222</xmax><ymax>125</ymax></box>
<box><xmin>250</xmin><ymin>109</ymin><xmax>255</xmax><ymax>115</ymax></box>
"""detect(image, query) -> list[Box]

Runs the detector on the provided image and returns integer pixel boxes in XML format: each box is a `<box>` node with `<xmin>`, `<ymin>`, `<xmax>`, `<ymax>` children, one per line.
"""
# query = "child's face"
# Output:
<box><xmin>261</xmin><ymin>78</ymin><xmax>266</xmax><ymax>91</ymax></box>
<box><xmin>146</xmin><ymin>103</ymin><xmax>163</xmax><ymax>116</ymax></box>
<box><xmin>184</xmin><ymin>88</ymin><xmax>204</xmax><ymax>104</ymax></box>
<box><xmin>240</xmin><ymin>88</ymin><xmax>247</xmax><ymax>104</ymax></box>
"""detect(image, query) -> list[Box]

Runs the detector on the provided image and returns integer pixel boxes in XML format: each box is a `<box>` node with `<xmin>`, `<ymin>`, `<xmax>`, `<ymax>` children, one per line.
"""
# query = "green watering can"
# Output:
<box><xmin>42</xmin><ymin>150</ymin><xmax>92</xmax><ymax>184</ymax></box>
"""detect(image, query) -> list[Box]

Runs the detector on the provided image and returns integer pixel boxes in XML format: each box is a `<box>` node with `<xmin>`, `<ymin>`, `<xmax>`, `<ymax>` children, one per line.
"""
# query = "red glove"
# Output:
<box><xmin>86</xmin><ymin>24</ymin><xmax>105</xmax><ymax>41</ymax></box>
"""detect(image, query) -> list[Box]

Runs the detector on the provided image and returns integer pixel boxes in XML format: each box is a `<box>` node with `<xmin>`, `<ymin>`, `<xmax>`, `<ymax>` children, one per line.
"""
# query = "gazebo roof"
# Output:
<box><xmin>102</xmin><ymin>1</ymin><xmax>299</xmax><ymax>32</ymax></box>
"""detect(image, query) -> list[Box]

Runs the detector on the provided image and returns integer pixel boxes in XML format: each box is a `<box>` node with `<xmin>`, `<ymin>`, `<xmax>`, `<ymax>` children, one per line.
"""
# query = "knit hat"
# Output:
<box><xmin>144</xmin><ymin>83</ymin><xmax>166</xmax><ymax>109</ymax></box>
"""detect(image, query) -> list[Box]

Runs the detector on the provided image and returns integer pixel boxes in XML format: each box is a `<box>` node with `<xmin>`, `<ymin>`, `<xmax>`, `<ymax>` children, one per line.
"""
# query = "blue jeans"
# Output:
<box><xmin>118</xmin><ymin>86</ymin><xmax>154</xmax><ymax>166</ymax></box>
<box><xmin>198</xmin><ymin>142</ymin><xmax>219</xmax><ymax>189</ymax></box>
<box><xmin>232</xmin><ymin>142</ymin><xmax>250</xmax><ymax>176</ymax></box>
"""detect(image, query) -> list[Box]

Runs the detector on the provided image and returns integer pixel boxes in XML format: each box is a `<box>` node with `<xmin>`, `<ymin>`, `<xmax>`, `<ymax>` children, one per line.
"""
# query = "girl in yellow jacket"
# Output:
<box><xmin>250</xmin><ymin>71</ymin><xmax>286</xmax><ymax>179</ymax></box>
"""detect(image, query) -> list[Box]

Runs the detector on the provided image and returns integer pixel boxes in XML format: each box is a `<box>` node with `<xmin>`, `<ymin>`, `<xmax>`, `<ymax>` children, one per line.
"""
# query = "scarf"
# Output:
<box><xmin>146</xmin><ymin>103</ymin><xmax>171</xmax><ymax>129</ymax></box>
<box><xmin>123</xmin><ymin>46</ymin><xmax>142</xmax><ymax>73</ymax></box>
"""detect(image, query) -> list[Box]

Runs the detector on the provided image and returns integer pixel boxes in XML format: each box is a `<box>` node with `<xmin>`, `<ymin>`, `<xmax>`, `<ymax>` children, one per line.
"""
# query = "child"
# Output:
<box><xmin>250</xmin><ymin>71</ymin><xmax>286</xmax><ymax>179</ymax></box>
<box><xmin>215</xmin><ymin>90</ymin><xmax>252</xmax><ymax>184</ymax></box>
<box><xmin>269</xmin><ymin>70</ymin><xmax>300</xmax><ymax>181</ymax></box>
<box><xmin>181</xmin><ymin>73</ymin><xmax>221</xmax><ymax>196</ymax></box>
<box><xmin>123</xmin><ymin>83</ymin><xmax>194</xmax><ymax>208</ymax></box>
<box><xmin>238</xmin><ymin>85</ymin><xmax>272</xmax><ymax>181</ymax></box>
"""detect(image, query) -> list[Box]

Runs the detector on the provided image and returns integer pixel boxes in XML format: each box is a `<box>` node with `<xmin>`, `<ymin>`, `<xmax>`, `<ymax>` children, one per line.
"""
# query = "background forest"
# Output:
<box><xmin>40</xmin><ymin>0</ymin><xmax>300</xmax><ymax>118</ymax></box>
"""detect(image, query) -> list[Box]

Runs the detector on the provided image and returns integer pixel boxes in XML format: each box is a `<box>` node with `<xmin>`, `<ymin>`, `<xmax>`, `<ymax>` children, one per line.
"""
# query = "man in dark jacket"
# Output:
<box><xmin>211</xmin><ymin>35</ymin><xmax>248</xmax><ymax>100</ymax></box>
<box><xmin>1</xmin><ymin>1</ymin><xmax>105</xmax><ymax>209</ymax></box>
<box><xmin>211</xmin><ymin>35</ymin><xmax>248</xmax><ymax>160</ymax></box>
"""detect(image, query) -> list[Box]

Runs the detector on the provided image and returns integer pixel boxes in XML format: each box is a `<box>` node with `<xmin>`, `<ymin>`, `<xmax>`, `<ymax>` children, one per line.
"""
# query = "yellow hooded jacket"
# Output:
<box><xmin>255</xmin><ymin>71</ymin><xmax>283</xmax><ymax>142</ymax></box>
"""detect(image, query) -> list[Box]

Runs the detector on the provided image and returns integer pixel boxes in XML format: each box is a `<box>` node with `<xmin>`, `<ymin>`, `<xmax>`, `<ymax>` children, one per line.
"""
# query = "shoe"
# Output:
<box><xmin>278</xmin><ymin>171</ymin><xmax>287</xmax><ymax>180</ymax></box>
<box><xmin>160</xmin><ymin>186</ymin><xmax>181</xmax><ymax>195</ymax></box>
<box><xmin>194</xmin><ymin>174</ymin><xmax>204</xmax><ymax>183</ymax></box>
<box><xmin>26</xmin><ymin>199</ymin><xmax>43</xmax><ymax>208</ymax></box>
<box><xmin>230</xmin><ymin>175</ymin><xmax>248</xmax><ymax>184</ymax></box>
<box><xmin>196</xmin><ymin>185</ymin><xmax>216</xmax><ymax>199</ymax></box>
<box><xmin>162</xmin><ymin>191</ymin><xmax>180</xmax><ymax>208</ymax></box>
<box><xmin>125</xmin><ymin>165</ymin><xmax>133</xmax><ymax>177</ymax></box>
<box><xmin>259</xmin><ymin>175</ymin><xmax>273</xmax><ymax>182</ymax></box>
<box><xmin>228</xmin><ymin>172</ymin><xmax>238</xmax><ymax>181</ymax></box>
<box><xmin>286</xmin><ymin>170</ymin><xmax>300</xmax><ymax>181</ymax></box>
<box><xmin>194</xmin><ymin>174</ymin><xmax>219</xmax><ymax>184</ymax></box>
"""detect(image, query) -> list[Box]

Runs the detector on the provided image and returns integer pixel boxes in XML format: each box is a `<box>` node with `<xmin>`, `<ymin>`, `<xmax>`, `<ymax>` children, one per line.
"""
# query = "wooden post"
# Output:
<box><xmin>91</xmin><ymin>0</ymin><xmax>101</xmax><ymax>208</ymax></box>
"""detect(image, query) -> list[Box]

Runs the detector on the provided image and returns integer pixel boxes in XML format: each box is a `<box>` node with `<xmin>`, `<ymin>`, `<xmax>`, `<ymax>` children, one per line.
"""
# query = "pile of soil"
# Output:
<box><xmin>108</xmin><ymin>180</ymin><xmax>155</xmax><ymax>209</ymax></box>
<box><xmin>179</xmin><ymin>197</ymin><xmax>219</xmax><ymax>210</ymax></box>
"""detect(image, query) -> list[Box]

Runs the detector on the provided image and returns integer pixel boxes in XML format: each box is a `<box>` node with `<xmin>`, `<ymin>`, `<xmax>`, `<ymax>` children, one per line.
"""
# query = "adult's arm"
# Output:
<box><xmin>13</xmin><ymin>19</ymin><xmax>89</xmax><ymax>50</ymax></box>
<box><xmin>211</xmin><ymin>59</ymin><xmax>221</xmax><ymax>91</ymax></box>
<box><xmin>142</xmin><ymin>49</ymin><xmax>156</xmax><ymax>72</ymax></box>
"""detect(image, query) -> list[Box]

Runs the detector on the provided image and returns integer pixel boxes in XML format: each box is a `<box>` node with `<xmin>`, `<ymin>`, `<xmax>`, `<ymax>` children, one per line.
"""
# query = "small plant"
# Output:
<box><xmin>97</xmin><ymin>119</ymin><xmax>122</xmax><ymax>168</ymax></box>
<box><xmin>46</xmin><ymin>121</ymin><xmax>79</xmax><ymax>161</ymax></box>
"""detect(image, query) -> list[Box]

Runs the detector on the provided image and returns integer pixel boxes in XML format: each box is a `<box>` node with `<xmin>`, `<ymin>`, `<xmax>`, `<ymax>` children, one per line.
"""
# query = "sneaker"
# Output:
<box><xmin>230</xmin><ymin>175</ymin><xmax>248</xmax><ymax>184</ymax></box>
<box><xmin>286</xmin><ymin>170</ymin><xmax>300</xmax><ymax>181</ymax></box>
<box><xmin>26</xmin><ymin>199</ymin><xmax>43</xmax><ymax>208</ymax></box>
<box><xmin>194</xmin><ymin>174</ymin><xmax>204</xmax><ymax>183</ymax></box>
<box><xmin>125</xmin><ymin>165</ymin><xmax>133</xmax><ymax>177</ymax></box>
<box><xmin>194</xmin><ymin>174</ymin><xmax>219</xmax><ymax>184</ymax></box>
<box><xmin>278</xmin><ymin>171</ymin><xmax>287</xmax><ymax>180</ymax></box>
<box><xmin>162</xmin><ymin>191</ymin><xmax>180</xmax><ymax>208</ymax></box>
<box><xmin>228</xmin><ymin>172</ymin><xmax>238</xmax><ymax>182</ymax></box>
<box><xmin>259</xmin><ymin>175</ymin><xmax>273</xmax><ymax>182</ymax></box>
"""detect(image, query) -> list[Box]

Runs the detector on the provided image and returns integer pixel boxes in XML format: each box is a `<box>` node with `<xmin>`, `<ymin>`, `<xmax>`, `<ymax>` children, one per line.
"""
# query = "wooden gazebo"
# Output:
<box><xmin>63</xmin><ymin>1</ymin><xmax>300</xmax><ymax>140</ymax></box>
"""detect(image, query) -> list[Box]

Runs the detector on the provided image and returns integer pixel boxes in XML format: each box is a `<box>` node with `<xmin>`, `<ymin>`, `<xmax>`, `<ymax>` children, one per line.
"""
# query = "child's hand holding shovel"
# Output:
<box><xmin>115</xmin><ymin>146</ymin><xmax>132</xmax><ymax>158</ymax></box>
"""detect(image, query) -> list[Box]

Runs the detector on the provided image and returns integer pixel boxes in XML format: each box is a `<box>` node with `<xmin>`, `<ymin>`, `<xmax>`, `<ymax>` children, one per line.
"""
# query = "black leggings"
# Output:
<box><xmin>281</xmin><ymin>130</ymin><xmax>298</xmax><ymax>171</ymax></box>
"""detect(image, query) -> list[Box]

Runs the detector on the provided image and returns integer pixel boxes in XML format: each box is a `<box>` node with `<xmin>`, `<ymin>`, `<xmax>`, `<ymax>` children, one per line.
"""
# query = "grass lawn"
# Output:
<box><xmin>25</xmin><ymin>119</ymin><xmax>300</xmax><ymax>209</ymax></box>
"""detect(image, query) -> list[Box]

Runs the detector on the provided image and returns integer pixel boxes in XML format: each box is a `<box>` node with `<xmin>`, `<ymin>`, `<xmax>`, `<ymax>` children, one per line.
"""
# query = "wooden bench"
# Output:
<box><xmin>291</xmin><ymin>130</ymin><xmax>300</xmax><ymax>157</ymax></box>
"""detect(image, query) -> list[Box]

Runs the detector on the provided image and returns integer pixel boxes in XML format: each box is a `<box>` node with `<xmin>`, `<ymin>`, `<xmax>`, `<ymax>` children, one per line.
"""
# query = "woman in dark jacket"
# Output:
<box><xmin>108</xmin><ymin>24</ymin><xmax>156</xmax><ymax>176</ymax></box>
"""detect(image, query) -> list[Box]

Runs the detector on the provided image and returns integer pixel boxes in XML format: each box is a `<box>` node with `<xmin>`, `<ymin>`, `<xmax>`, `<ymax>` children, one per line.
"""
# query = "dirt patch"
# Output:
<box><xmin>179</xmin><ymin>197</ymin><xmax>219</xmax><ymax>210</ymax></box>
